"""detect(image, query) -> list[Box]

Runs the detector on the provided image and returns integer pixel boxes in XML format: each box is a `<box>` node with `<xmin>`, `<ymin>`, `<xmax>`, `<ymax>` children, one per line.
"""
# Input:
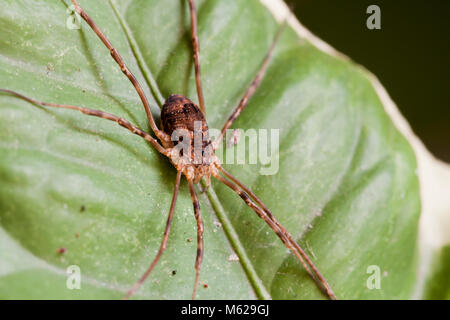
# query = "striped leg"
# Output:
<box><xmin>188</xmin><ymin>180</ymin><xmax>204</xmax><ymax>299</ymax></box>
<box><xmin>123</xmin><ymin>170</ymin><xmax>182</xmax><ymax>299</ymax></box>
<box><xmin>0</xmin><ymin>89</ymin><xmax>168</xmax><ymax>156</ymax></box>
<box><xmin>214</xmin><ymin>171</ymin><xmax>337</xmax><ymax>300</ymax></box>
<box><xmin>218</xmin><ymin>165</ymin><xmax>326</xmax><ymax>284</ymax></box>
<box><xmin>187</xmin><ymin>0</ymin><xmax>206</xmax><ymax>115</ymax></box>
<box><xmin>71</xmin><ymin>0</ymin><xmax>170</xmax><ymax>144</ymax></box>
<box><xmin>213</xmin><ymin>25</ymin><xmax>285</xmax><ymax>149</ymax></box>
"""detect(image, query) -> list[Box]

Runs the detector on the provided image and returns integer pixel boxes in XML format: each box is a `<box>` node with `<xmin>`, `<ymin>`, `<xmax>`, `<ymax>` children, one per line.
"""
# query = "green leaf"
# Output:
<box><xmin>423</xmin><ymin>245</ymin><xmax>450</xmax><ymax>299</ymax></box>
<box><xmin>0</xmin><ymin>0</ymin><xmax>428</xmax><ymax>299</ymax></box>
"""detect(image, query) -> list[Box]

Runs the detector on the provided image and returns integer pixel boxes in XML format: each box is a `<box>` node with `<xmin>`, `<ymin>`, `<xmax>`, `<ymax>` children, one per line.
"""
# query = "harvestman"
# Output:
<box><xmin>0</xmin><ymin>0</ymin><xmax>337</xmax><ymax>300</ymax></box>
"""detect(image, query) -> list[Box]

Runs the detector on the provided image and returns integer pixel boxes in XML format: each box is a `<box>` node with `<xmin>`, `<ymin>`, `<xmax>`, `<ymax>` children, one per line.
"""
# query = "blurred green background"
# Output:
<box><xmin>285</xmin><ymin>0</ymin><xmax>450</xmax><ymax>162</ymax></box>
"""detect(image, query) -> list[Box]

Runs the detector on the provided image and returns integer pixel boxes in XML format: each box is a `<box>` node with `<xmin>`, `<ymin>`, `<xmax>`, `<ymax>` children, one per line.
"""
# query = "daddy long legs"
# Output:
<box><xmin>0</xmin><ymin>0</ymin><xmax>337</xmax><ymax>300</ymax></box>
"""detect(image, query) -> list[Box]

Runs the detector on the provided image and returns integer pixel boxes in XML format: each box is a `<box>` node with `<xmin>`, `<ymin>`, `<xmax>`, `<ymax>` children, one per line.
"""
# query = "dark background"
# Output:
<box><xmin>284</xmin><ymin>0</ymin><xmax>450</xmax><ymax>162</ymax></box>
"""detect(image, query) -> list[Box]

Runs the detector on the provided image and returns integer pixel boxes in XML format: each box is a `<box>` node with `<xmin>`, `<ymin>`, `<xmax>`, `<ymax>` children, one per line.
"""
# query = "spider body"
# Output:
<box><xmin>161</xmin><ymin>94</ymin><xmax>208</xmax><ymax>139</ymax></box>
<box><xmin>161</xmin><ymin>94</ymin><xmax>217</xmax><ymax>184</ymax></box>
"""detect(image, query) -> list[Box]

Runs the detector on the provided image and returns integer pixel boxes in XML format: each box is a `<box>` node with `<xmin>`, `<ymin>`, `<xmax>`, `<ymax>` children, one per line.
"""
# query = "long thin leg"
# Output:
<box><xmin>187</xmin><ymin>0</ymin><xmax>206</xmax><ymax>116</ymax></box>
<box><xmin>218</xmin><ymin>166</ymin><xmax>337</xmax><ymax>299</ymax></box>
<box><xmin>218</xmin><ymin>165</ymin><xmax>318</xmax><ymax>277</ymax></box>
<box><xmin>218</xmin><ymin>166</ymin><xmax>273</xmax><ymax>214</ymax></box>
<box><xmin>71</xmin><ymin>0</ymin><xmax>170</xmax><ymax>144</ymax></box>
<box><xmin>213</xmin><ymin>25</ymin><xmax>285</xmax><ymax>149</ymax></box>
<box><xmin>214</xmin><ymin>172</ymin><xmax>337</xmax><ymax>300</ymax></box>
<box><xmin>0</xmin><ymin>89</ymin><xmax>168</xmax><ymax>156</ymax></box>
<box><xmin>187</xmin><ymin>180</ymin><xmax>204</xmax><ymax>300</ymax></box>
<box><xmin>218</xmin><ymin>166</ymin><xmax>309</xmax><ymax>262</ymax></box>
<box><xmin>123</xmin><ymin>170</ymin><xmax>182</xmax><ymax>299</ymax></box>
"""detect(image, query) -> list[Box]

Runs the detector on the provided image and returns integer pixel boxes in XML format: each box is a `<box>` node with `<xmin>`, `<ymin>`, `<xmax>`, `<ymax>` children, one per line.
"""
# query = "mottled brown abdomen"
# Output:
<box><xmin>161</xmin><ymin>94</ymin><xmax>208</xmax><ymax>136</ymax></box>
<box><xmin>161</xmin><ymin>94</ymin><xmax>212</xmax><ymax>165</ymax></box>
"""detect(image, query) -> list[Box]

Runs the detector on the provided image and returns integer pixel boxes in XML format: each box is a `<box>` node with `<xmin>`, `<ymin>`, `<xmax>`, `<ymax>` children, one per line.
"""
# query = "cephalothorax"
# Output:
<box><xmin>0</xmin><ymin>0</ymin><xmax>337</xmax><ymax>300</ymax></box>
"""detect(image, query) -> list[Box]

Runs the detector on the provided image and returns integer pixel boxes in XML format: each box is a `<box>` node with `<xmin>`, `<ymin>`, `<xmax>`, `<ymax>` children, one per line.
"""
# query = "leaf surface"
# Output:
<box><xmin>0</xmin><ymin>0</ymin><xmax>421</xmax><ymax>299</ymax></box>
